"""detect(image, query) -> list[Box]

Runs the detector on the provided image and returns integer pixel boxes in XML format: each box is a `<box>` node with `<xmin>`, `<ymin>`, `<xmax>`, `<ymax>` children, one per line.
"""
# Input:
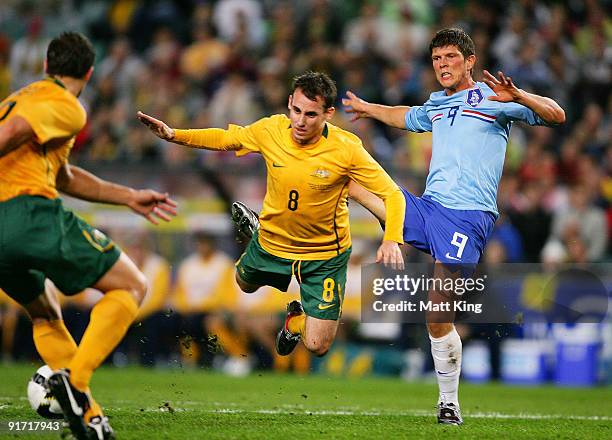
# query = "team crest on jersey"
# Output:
<box><xmin>311</xmin><ymin>168</ymin><xmax>330</xmax><ymax>179</ymax></box>
<box><xmin>466</xmin><ymin>88</ymin><xmax>484</xmax><ymax>107</ymax></box>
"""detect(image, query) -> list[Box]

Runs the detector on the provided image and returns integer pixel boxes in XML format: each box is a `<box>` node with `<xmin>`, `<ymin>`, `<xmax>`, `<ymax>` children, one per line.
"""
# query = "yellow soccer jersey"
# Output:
<box><xmin>174</xmin><ymin>114</ymin><xmax>405</xmax><ymax>260</ymax></box>
<box><xmin>0</xmin><ymin>78</ymin><xmax>86</xmax><ymax>202</ymax></box>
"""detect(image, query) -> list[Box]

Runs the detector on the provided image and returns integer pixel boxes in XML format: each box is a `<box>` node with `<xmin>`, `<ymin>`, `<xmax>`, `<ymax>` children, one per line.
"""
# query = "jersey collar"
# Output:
<box><xmin>45</xmin><ymin>76</ymin><xmax>67</xmax><ymax>89</ymax></box>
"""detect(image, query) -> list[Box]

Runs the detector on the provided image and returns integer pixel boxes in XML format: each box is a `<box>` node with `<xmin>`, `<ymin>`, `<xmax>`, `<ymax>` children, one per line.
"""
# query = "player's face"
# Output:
<box><xmin>288</xmin><ymin>88</ymin><xmax>335</xmax><ymax>145</ymax></box>
<box><xmin>431</xmin><ymin>45</ymin><xmax>475</xmax><ymax>93</ymax></box>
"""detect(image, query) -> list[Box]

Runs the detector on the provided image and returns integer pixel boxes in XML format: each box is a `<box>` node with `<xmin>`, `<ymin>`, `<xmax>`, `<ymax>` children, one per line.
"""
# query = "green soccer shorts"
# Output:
<box><xmin>236</xmin><ymin>232</ymin><xmax>351</xmax><ymax>320</ymax></box>
<box><xmin>0</xmin><ymin>195</ymin><xmax>121</xmax><ymax>304</ymax></box>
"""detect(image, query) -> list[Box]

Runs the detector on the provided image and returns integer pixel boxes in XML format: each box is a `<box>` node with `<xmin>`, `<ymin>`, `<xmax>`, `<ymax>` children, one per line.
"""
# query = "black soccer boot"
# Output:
<box><xmin>275</xmin><ymin>301</ymin><xmax>304</xmax><ymax>356</ymax></box>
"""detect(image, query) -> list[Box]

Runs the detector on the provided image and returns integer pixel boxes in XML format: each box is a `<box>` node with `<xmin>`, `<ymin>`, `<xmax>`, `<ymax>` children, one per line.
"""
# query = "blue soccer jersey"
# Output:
<box><xmin>405</xmin><ymin>82</ymin><xmax>547</xmax><ymax>216</ymax></box>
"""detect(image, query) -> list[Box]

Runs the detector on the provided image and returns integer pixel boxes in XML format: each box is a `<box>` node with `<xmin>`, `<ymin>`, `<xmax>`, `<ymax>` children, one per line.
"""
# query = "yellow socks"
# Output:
<box><xmin>69</xmin><ymin>290</ymin><xmax>139</xmax><ymax>391</ymax></box>
<box><xmin>32</xmin><ymin>320</ymin><xmax>77</xmax><ymax>370</ymax></box>
<box><xmin>32</xmin><ymin>319</ymin><xmax>104</xmax><ymax>422</ymax></box>
<box><xmin>287</xmin><ymin>313</ymin><xmax>305</xmax><ymax>337</ymax></box>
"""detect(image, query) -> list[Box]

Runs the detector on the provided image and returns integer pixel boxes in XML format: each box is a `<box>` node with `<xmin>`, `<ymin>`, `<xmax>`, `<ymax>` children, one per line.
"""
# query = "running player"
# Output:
<box><xmin>0</xmin><ymin>32</ymin><xmax>177</xmax><ymax>439</ymax></box>
<box><xmin>138</xmin><ymin>71</ymin><xmax>405</xmax><ymax>359</ymax></box>
<box><xmin>342</xmin><ymin>28</ymin><xmax>565</xmax><ymax>424</ymax></box>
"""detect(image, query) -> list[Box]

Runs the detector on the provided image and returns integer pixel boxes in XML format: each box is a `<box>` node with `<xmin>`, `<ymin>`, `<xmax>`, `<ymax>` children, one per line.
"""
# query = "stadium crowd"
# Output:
<box><xmin>0</xmin><ymin>0</ymin><xmax>610</xmax><ymax>378</ymax></box>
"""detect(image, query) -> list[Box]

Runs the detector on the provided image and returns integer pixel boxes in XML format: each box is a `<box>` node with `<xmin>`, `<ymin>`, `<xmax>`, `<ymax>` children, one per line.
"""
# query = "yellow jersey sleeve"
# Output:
<box><xmin>172</xmin><ymin>115</ymin><xmax>282</xmax><ymax>156</ymax></box>
<box><xmin>13</xmin><ymin>84</ymin><xmax>85</xmax><ymax>145</ymax></box>
<box><xmin>349</xmin><ymin>144</ymin><xmax>405</xmax><ymax>244</ymax></box>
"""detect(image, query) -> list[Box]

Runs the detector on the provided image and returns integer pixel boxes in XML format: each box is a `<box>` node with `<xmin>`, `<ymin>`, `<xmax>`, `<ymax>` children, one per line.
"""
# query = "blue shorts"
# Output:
<box><xmin>401</xmin><ymin>189</ymin><xmax>496</xmax><ymax>264</ymax></box>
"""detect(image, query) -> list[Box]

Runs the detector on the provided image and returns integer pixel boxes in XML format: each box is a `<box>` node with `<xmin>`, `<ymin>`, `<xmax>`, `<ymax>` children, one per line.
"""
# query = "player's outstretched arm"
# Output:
<box><xmin>342</xmin><ymin>91</ymin><xmax>410</xmax><ymax>129</ymax></box>
<box><xmin>483</xmin><ymin>70</ymin><xmax>565</xmax><ymax>125</ymax></box>
<box><xmin>137</xmin><ymin>111</ymin><xmax>241</xmax><ymax>151</ymax></box>
<box><xmin>56</xmin><ymin>163</ymin><xmax>177</xmax><ymax>225</ymax></box>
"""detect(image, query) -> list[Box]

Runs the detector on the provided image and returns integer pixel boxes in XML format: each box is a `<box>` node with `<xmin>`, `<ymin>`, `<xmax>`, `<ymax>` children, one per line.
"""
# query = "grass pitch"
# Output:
<box><xmin>0</xmin><ymin>363</ymin><xmax>610</xmax><ymax>439</ymax></box>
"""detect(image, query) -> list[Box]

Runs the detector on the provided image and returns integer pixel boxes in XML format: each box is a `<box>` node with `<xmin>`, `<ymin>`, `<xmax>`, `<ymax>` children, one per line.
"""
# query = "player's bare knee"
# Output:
<box><xmin>304</xmin><ymin>337</ymin><xmax>332</xmax><ymax>357</ymax></box>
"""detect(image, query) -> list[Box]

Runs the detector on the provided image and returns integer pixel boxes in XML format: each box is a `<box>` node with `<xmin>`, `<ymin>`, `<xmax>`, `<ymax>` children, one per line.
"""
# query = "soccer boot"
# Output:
<box><xmin>87</xmin><ymin>415</ymin><xmax>115</xmax><ymax>440</ymax></box>
<box><xmin>437</xmin><ymin>402</ymin><xmax>463</xmax><ymax>425</ymax></box>
<box><xmin>275</xmin><ymin>301</ymin><xmax>304</xmax><ymax>356</ymax></box>
<box><xmin>231</xmin><ymin>201</ymin><xmax>260</xmax><ymax>242</ymax></box>
<box><xmin>47</xmin><ymin>369</ymin><xmax>91</xmax><ymax>440</ymax></box>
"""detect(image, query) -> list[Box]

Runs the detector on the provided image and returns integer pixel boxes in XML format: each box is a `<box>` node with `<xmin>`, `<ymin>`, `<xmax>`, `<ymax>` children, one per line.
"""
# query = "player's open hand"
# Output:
<box><xmin>137</xmin><ymin>111</ymin><xmax>175</xmax><ymax>140</ymax></box>
<box><xmin>483</xmin><ymin>70</ymin><xmax>524</xmax><ymax>103</ymax></box>
<box><xmin>128</xmin><ymin>189</ymin><xmax>178</xmax><ymax>225</ymax></box>
<box><xmin>376</xmin><ymin>240</ymin><xmax>405</xmax><ymax>270</ymax></box>
<box><xmin>342</xmin><ymin>91</ymin><xmax>371</xmax><ymax>122</ymax></box>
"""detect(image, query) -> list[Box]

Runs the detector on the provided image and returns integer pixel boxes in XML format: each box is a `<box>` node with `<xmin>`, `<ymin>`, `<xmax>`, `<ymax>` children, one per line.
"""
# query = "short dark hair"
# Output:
<box><xmin>291</xmin><ymin>71</ymin><xmax>337</xmax><ymax>110</ymax></box>
<box><xmin>46</xmin><ymin>32</ymin><xmax>95</xmax><ymax>79</ymax></box>
<box><xmin>429</xmin><ymin>28</ymin><xmax>475</xmax><ymax>59</ymax></box>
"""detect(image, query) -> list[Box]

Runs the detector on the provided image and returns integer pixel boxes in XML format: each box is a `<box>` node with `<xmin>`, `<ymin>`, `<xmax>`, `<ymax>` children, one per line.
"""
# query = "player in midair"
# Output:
<box><xmin>343</xmin><ymin>28</ymin><xmax>565</xmax><ymax>424</ymax></box>
<box><xmin>0</xmin><ymin>32</ymin><xmax>176</xmax><ymax>439</ymax></box>
<box><xmin>138</xmin><ymin>71</ymin><xmax>405</xmax><ymax>360</ymax></box>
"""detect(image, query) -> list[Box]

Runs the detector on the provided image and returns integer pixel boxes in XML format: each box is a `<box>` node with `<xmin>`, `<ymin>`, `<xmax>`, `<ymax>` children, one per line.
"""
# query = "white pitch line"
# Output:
<box><xmin>3</xmin><ymin>397</ymin><xmax>609</xmax><ymax>422</ymax></box>
<box><xmin>112</xmin><ymin>406</ymin><xmax>612</xmax><ymax>421</ymax></box>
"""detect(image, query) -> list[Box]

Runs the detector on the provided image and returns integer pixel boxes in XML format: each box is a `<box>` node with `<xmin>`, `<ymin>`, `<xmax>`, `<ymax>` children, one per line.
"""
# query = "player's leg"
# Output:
<box><xmin>0</xmin><ymin>197</ymin><xmax>80</xmax><ymax>371</ymax></box>
<box><xmin>38</xmin><ymin>213</ymin><xmax>138</xmax><ymax>439</ymax></box>
<box><xmin>235</xmin><ymin>271</ymin><xmax>262</xmax><ymax>293</ymax></box>
<box><xmin>0</xmin><ymin>273</ymin><xmax>110</xmax><ymax>438</ymax></box>
<box><xmin>276</xmin><ymin>250</ymin><xmax>350</xmax><ymax>357</ymax></box>
<box><xmin>424</xmin><ymin>204</ymin><xmax>495</xmax><ymax>425</ymax></box>
<box><xmin>1</xmin><ymin>197</ymin><xmax>117</xmax><ymax>438</ymax></box>
<box><xmin>48</xmin><ymin>252</ymin><xmax>142</xmax><ymax>440</ymax></box>
<box><xmin>234</xmin><ymin>230</ymin><xmax>292</xmax><ymax>295</ymax></box>
<box><xmin>426</xmin><ymin>262</ymin><xmax>463</xmax><ymax>425</ymax></box>
<box><xmin>66</xmin><ymin>252</ymin><xmax>145</xmax><ymax>390</ymax></box>
<box><xmin>0</xmin><ymin>270</ymin><xmax>79</xmax><ymax>371</ymax></box>
<box><xmin>277</xmin><ymin>306</ymin><xmax>340</xmax><ymax>358</ymax></box>
<box><xmin>232</xmin><ymin>201</ymin><xmax>264</xmax><ymax>292</ymax></box>
<box><xmin>303</xmin><ymin>315</ymin><xmax>339</xmax><ymax>356</ymax></box>
<box><xmin>28</xmin><ymin>282</ymin><xmax>79</xmax><ymax>371</ymax></box>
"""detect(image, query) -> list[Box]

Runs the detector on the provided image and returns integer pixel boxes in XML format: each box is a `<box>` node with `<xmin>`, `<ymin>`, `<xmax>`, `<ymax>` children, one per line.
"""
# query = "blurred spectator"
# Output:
<box><xmin>491</xmin><ymin>11</ymin><xmax>528</xmax><ymax>67</ymax></box>
<box><xmin>119</xmin><ymin>232</ymin><xmax>174</xmax><ymax>366</ymax></box>
<box><xmin>9</xmin><ymin>16</ymin><xmax>47</xmax><ymax>90</ymax></box>
<box><xmin>344</xmin><ymin>2</ymin><xmax>395</xmax><ymax>60</ymax></box>
<box><xmin>507</xmin><ymin>183</ymin><xmax>552</xmax><ymax>263</ymax></box>
<box><xmin>542</xmin><ymin>184</ymin><xmax>608</xmax><ymax>263</ymax></box>
<box><xmin>96</xmin><ymin>37</ymin><xmax>144</xmax><ymax>99</ymax></box>
<box><xmin>179</xmin><ymin>24</ymin><xmax>229</xmax><ymax>85</ymax></box>
<box><xmin>504</xmin><ymin>38</ymin><xmax>552</xmax><ymax>94</ymax></box>
<box><xmin>212</xmin><ymin>0</ymin><xmax>265</xmax><ymax>50</ymax></box>
<box><xmin>172</xmin><ymin>231</ymin><xmax>239</xmax><ymax>367</ymax></box>
<box><xmin>208</xmin><ymin>71</ymin><xmax>262</xmax><ymax>127</ymax></box>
